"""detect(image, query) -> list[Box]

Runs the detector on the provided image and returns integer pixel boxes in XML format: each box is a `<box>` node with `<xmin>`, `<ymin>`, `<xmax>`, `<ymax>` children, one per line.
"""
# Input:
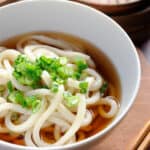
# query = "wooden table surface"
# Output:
<box><xmin>0</xmin><ymin>1</ymin><xmax>150</xmax><ymax>150</ymax></box>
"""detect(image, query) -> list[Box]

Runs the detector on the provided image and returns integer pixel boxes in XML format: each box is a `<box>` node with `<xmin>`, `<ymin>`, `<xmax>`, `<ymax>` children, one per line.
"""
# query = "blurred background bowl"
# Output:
<box><xmin>76</xmin><ymin>0</ymin><xmax>148</xmax><ymax>15</ymax></box>
<box><xmin>74</xmin><ymin>0</ymin><xmax>150</xmax><ymax>44</ymax></box>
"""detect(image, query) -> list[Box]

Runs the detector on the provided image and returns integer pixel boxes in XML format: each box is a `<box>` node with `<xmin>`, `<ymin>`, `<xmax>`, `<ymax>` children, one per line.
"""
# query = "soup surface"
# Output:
<box><xmin>0</xmin><ymin>32</ymin><xmax>121</xmax><ymax>147</ymax></box>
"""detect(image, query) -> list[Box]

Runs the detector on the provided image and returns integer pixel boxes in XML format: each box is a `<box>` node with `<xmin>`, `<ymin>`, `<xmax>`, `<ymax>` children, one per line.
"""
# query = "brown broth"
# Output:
<box><xmin>0</xmin><ymin>32</ymin><xmax>121</xmax><ymax>146</ymax></box>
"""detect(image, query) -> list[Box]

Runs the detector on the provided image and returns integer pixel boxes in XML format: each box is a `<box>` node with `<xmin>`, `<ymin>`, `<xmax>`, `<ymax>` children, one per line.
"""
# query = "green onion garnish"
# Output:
<box><xmin>13</xmin><ymin>55</ymin><xmax>42</xmax><ymax>87</ymax></box>
<box><xmin>100</xmin><ymin>82</ymin><xmax>108</xmax><ymax>94</ymax></box>
<box><xmin>59</xmin><ymin>57</ymin><xmax>68</xmax><ymax>65</ymax></box>
<box><xmin>79</xmin><ymin>81</ymin><xmax>88</xmax><ymax>94</ymax></box>
<box><xmin>75</xmin><ymin>57</ymin><xmax>88</xmax><ymax>72</ymax></box>
<box><xmin>8</xmin><ymin>88</ymin><xmax>41</xmax><ymax>113</ymax></box>
<box><xmin>8</xmin><ymin>91</ymin><xmax>25</xmax><ymax>105</ymax></box>
<box><xmin>32</xmin><ymin>100</ymin><xmax>41</xmax><ymax>113</ymax></box>
<box><xmin>63</xmin><ymin>92</ymin><xmax>79</xmax><ymax>108</ymax></box>
<box><xmin>7</xmin><ymin>81</ymin><xmax>13</xmax><ymax>93</ymax></box>
<box><xmin>51</xmin><ymin>82</ymin><xmax>59</xmax><ymax>93</ymax></box>
<box><xmin>25</xmin><ymin>96</ymin><xmax>37</xmax><ymax>107</ymax></box>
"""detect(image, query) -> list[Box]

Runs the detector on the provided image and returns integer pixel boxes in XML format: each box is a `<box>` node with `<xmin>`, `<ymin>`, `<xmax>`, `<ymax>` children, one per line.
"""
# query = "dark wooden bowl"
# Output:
<box><xmin>75</xmin><ymin>0</ymin><xmax>149</xmax><ymax>15</ymax></box>
<box><xmin>74</xmin><ymin>0</ymin><xmax>150</xmax><ymax>44</ymax></box>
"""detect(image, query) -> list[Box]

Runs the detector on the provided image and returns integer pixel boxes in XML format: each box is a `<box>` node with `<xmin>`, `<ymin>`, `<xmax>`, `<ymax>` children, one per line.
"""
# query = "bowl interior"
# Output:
<box><xmin>0</xmin><ymin>0</ymin><xmax>141</xmax><ymax>149</ymax></box>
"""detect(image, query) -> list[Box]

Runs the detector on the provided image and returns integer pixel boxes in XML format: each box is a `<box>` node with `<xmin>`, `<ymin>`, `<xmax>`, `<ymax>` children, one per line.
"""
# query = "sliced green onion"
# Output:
<box><xmin>75</xmin><ymin>57</ymin><xmax>88</xmax><ymax>72</ymax></box>
<box><xmin>51</xmin><ymin>82</ymin><xmax>59</xmax><ymax>93</ymax></box>
<box><xmin>32</xmin><ymin>100</ymin><xmax>41</xmax><ymax>113</ymax></box>
<box><xmin>73</xmin><ymin>71</ymin><xmax>81</xmax><ymax>79</ymax></box>
<box><xmin>50</xmin><ymin>58</ymin><xmax>61</xmax><ymax>71</ymax></box>
<box><xmin>13</xmin><ymin>55</ymin><xmax>42</xmax><ymax>87</ymax></box>
<box><xmin>7</xmin><ymin>86</ymin><xmax>41</xmax><ymax>113</ymax></box>
<box><xmin>7</xmin><ymin>81</ymin><xmax>13</xmax><ymax>93</ymax></box>
<box><xmin>8</xmin><ymin>91</ymin><xmax>25</xmax><ymax>106</ymax></box>
<box><xmin>79</xmin><ymin>81</ymin><xmax>88</xmax><ymax>94</ymax></box>
<box><xmin>55</xmin><ymin>78</ymin><xmax>65</xmax><ymax>84</ymax></box>
<box><xmin>59</xmin><ymin>57</ymin><xmax>68</xmax><ymax>65</ymax></box>
<box><xmin>100</xmin><ymin>82</ymin><xmax>108</xmax><ymax>94</ymax></box>
<box><xmin>25</xmin><ymin>96</ymin><xmax>37</xmax><ymax>107</ymax></box>
<box><xmin>63</xmin><ymin>92</ymin><xmax>79</xmax><ymax>108</ymax></box>
<box><xmin>57</xmin><ymin>66</ymin><xmax>74</xmax><ymax>79</ymax></box>
<box><xmin>36</xmin><ymin>56</ymin><xmax>53</xmax><ymax>71</ymax></box>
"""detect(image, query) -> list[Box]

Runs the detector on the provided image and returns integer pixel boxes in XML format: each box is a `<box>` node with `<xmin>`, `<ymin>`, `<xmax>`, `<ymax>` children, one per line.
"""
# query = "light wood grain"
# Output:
<box><xmin>130</xmin><ymin>120</ymin><xmax>150</xmax><ymax>149</ymax></box>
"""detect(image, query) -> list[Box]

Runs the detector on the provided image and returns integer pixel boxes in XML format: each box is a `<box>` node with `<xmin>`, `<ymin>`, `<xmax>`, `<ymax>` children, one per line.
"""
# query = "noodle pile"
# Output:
<box><xmin>0</xmin><ymin>35</ymin><xmax>119</xmax><ymax>147</ymax></box>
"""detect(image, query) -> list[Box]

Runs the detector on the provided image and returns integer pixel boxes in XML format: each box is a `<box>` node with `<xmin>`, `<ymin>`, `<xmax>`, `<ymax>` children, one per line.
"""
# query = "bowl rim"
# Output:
<box><xmin>0</xmin><ymin>0</ymin><xmax>141</xmax><ymax>149</ymax></box>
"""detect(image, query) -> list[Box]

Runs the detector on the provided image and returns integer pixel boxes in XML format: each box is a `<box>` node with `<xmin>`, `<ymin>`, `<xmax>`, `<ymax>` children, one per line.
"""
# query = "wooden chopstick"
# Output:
<box><xmin>130</xmin><ymin>120</ymin><xmax>150</xmax><ymax>150</ymax></box>
<box><xmin>138</xmin><ymin>132</ymin><xmax>150</xmax><ymax>150</ymax></box>
<box><xmin>0</xmin><ymin>0</ymin><xmax>18</xmax><ymax>7</ymax></box>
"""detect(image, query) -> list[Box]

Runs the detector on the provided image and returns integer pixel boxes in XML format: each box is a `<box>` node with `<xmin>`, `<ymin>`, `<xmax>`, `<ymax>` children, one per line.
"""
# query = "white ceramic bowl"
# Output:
<box><xmin>0</xmin><ymin>0</ymin><xmax>141</xmax><ymax>150</ymax></box>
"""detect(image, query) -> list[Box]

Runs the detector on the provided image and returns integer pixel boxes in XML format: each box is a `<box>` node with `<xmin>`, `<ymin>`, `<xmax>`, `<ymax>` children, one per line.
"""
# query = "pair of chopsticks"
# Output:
<box><xmin>131</xmin><ymin>120</ymin><xmax>150</xmax><ymax>150</ymax></box>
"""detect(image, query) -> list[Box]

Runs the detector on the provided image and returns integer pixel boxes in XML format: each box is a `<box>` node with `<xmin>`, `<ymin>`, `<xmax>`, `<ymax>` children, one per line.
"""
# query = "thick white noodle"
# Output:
<box><xmin>24</xmin><ymin>45</ymin><xmax>95</xmax><ymax>68</ymax></box>
<box><xmin>41</xmin><ymin>71</ymin><xmax>52</xmax><ymax>87</ymax></box>
<box><xmin>25</xmin><ymin>128</ymin><xmax>36</xmax><ymax>147</ymax></box>
<box><xmin>3</xmin><ymin>60</ymin><xmax>13</xmax><ymax>74</ymax></box>
<box><xmin>25</xmin><ymin>89</ymin><xmax>52</xmax><ymax>97</ymax></box>
<box><xmin>98</xmin><ymin>97</ymin><xmax>118</xmax><ymax>118</ymax></box>
<box><xmin>0</xmin><ymin>103</ymin><xmax>31</xmax><ymax>115</ymax></box>
<box><xmin>67</xmin><ymin>78</ymin><xmax>80</xmax><ymax>89</ymax></box>
<box><xmin>57</xmin><ymin>104</ymin><xmax>75</xmax><ymax>123</ymax></box>
<box><xmin>54</xmin><ymin>95</ymin><xmax>86</xmax><ymax>146</ymax></box>
<box><xmin>0</xmin><ymin>97</ymin><xmax>7</xmax><ymax>118</ymax></box>
<box><xmin>54</xmin><ymin>125</ymin><xmax>61</xmax><ymax>141</ymax></box>
<box><xmin>31</xmin><ymin>48</ymin><xmax>58</xmax><ymax>59</ymax></box>
<box><xmin>0</xmin><ymin>69</ymin><xmax>10</xmax><ymax>85</ymax></box>
<box><xmin>67</xmin><ymin>135</ymin><xmax>76</xmax><ymax>144</ymax></box>
<box><xmin>85</xmin><ymin>68</ymin><xmax>103</xmax><ymax>91</ymax></box>
<box><xmin>57</xmin><ymin>105</ymin><xmax>92</xmax><ymax>127</ymax></box>
<box><xmin>11</xmin><ymin>77</ymin><xmax>32</xmax><ymax>92</ymax></box>
<box><xmin>32</xmin><ymin>85</ymin><xmax>64</xmax><ymax>146</ymax></box>
<box><xmin>5</xmin><ymin>101</ymin><xmax>45</xmax><ymax>133</ymax></box>
<box><xmin>81</xmin><ymin>110</ymin><xmax>93</xmax><ymax>127</ymax></box>
<box><xmin>49</xmin><ymin>116</ymin><xmax>70</xmax><ymax>131</ymax></box>
<box><xmin>67</xmin><ymin>77</ymin><xmax>96</xmax><ymax>91</ymax></box>
<box><xmin>0</xmin><ymin>97</ymin><xmax>8</xmax><ymax>133</ymax></box>
<box><xmin>86</xmin><ymin>92</ymin><xmax>101</xmax><ymax>105</ymax></box>
<box><xmin>24</xmin><ymin>46</ymin><xmax>35</xmax><ymax>61</ymax></box>
<box><xmin>0</xmin><ymin>50</ymin><xmax>20</xmax><ymax>68</ymax></box>
<box><xmin>17</xmin><ymin>35</ymin><xmax>80</xmax><ymax>51</ymax></box>
<box><xmin>24</xmin><ymin>46</ymin><xmax>58</xmax><ymax>62</ymax></box>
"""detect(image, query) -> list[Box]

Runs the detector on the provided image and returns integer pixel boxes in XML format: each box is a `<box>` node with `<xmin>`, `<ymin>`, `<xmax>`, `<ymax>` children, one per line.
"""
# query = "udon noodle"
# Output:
<box><xmin>0</xmin><ymin>34</ymin><xmax>120</xmax><ymax>147</ymax></box>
